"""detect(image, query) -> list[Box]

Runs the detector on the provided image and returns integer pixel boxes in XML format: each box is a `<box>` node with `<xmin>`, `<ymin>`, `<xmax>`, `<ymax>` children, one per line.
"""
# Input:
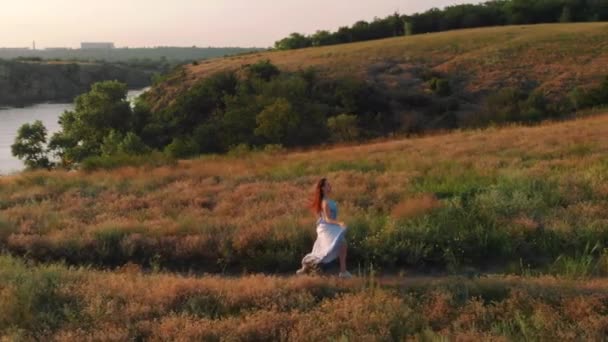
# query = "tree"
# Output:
<box><xmin>100</xmin><ymin>130</ymin><xmax>123</xmax><ymax>156</ymax></box>
<box><xmin>351</xmin><ymin>21</ymin><xmax>371</xmax><ymax>41</ymax></box>
<box><xmin>327</xmin><ymin>114</ymin><xmax>359</xmax><ymax>142</ymax></box>
<box><xmin>11</xmin><ymin>120</ymin><xmax>51</xmax><ymax>169</ymax></box>
<box><xmin>311</xmin><ymin>30</ymin><xmax>336</xmax><ymax>46</ymax></box>
<box><xmin>404</xmin><ymin>21</ymin><xmax>414</xmax><ymax>36</ymax></box>
<box><xmin>254</xmin><ymin>98</ymin><xmax>300</xmax><ymax>144</ymax></box>
<box><xmin>386</xmin><ymin>12</ymin><xmax>405</xmax><ymax>36</ymax></box>
<box><xmin>164</xmin><ymin>136</ymin><xmax>200</xmax><ymax>158</ymax></box>
<box><xmin>335</xmin><ymin>26</ymin><xmax>353</xmax><ymax>43</ymax></box>
<box><xmin>247</xmin><ymin>60</ymin><xmax>280</xmax><ymax>81</ymax></box>
<box><xmin>274</xmin><ymin>33</ymin><xmax>311</xmax><ymax>50</ymax></box>
<box><xmin>560</xmin><ymin>6</ymin><xmax>572</xmax><ymax>22</ymax></box>
<box><xmin>101</xmin><ymin>130</ymin><xmax>150</xmax><ymax>156</ymax></box>
<box><xmin>49</xmin><ymin>81</ymin><xmax>133</xmax><ymax>163</ymax></box>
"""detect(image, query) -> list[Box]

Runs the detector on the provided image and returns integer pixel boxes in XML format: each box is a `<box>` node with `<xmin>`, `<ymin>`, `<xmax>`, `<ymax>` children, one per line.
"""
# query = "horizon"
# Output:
<box><xmin>1</xmin><ymin>0</ymin><xmax>482</xmax><ymax>49</ymax></box>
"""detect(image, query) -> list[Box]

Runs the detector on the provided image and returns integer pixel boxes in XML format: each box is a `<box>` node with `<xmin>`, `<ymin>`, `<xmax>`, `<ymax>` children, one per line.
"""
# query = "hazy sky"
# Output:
<box><xmin>2</xmin><ymin>0</ymin><xmax>483</xmax><ymax>48</ymax></box>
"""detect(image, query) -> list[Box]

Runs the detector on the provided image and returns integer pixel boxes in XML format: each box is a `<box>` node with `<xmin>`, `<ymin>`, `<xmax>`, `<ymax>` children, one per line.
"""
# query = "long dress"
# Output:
<box><xmin>301</xmin><ymin>199</ymin><xmax>346</xmax><ymax>267</ymax></box>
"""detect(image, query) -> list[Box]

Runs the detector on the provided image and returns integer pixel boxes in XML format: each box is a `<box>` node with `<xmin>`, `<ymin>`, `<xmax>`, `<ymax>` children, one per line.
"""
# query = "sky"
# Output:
<box><xmin>1</xmin><ymin>0</ymin><xmax>484</xmax><ymax>48</ymax></box>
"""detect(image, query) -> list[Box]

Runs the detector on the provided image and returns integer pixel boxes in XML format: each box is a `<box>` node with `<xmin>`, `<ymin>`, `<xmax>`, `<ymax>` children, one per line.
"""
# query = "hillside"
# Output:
<box><xmin>1</xmin><ymin>112</ymin><xmax>607</xmax><ymax>272</ymax></box>
<box><xmin>2</xmin><ymin>112</ymin><xmax>608</xmax><ymax>340</ymax></box>
<box><xmin>3</xmin><ymin>256</ymin><xmax>608</xmax><ymax>340</ymax></box>
<box><xmin>146</xmin><ymin>23</ymin><xmax>608</xmax><ymax>113</ymax></box>
<box><xmin>1</xmin><ymin>112</ymin><xmax>608</xmax><ymax>339</ymax></box>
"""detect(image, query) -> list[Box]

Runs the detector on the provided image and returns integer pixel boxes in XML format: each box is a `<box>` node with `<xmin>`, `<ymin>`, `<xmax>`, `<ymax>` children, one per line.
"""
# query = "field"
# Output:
<box><xmin>3</xmin><ymin>255</ymin><xmax>608</xmax><ymax>341</ymax></box>
<box><xmin>146</xmin><ymin>23</ymin><xmax>608</xmax><ymax>111</ymax></box>
<box><xmin>1</xmin><ymin>113</ymin><xmax>608</xmax><ymax>273</ymax></box>
<box><xmin>1</xmin><ymin>107</ymin><xmax>608</xmax><ymax>339</ymax></box>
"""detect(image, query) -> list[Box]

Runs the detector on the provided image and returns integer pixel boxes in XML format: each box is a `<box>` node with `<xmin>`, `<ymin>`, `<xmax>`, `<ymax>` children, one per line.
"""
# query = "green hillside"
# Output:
<box><xmin>147</xmin><ymin>23</ymin><xmax>608</xmax><ymax>117</ymax></box>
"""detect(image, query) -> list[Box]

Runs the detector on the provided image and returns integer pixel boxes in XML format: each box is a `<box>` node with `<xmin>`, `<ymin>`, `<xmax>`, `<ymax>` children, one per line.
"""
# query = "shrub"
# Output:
<box><xmin>101</xmin><ymin>131</ymin><xmax>150</xmax><ymax>156</ymax></box>
<box><xmin>246</xmin><ymin>59</ymin><xmax>280</xmax><ymax>81</ymax></box>
<box><xmin>429</xmin><ymin>77</ymin><xmax>451</xmax><ymax>97</ymax></box>
<box><xmin>570</xmin><ymin>76</ymin><xmax>608</xmax><ymax>110</ymax></box>
<box><xmin>327</xmin><ymin>114</ymin><xmax>360</xmax><ymax>142</ymax></box>
<box><xmin>164</xmin><ymin>137</ymin><xmax>200</xmax><ymax>158</ymax></box>
<box><xmin>228</xmin><ymin>143</ymin><xmax>252</xmax><ymax>157</ymax></box>
<box><xmin>0</xmin><ymin>257</ymin><xmax>79</xmax><ymax>335</ymax></box>
<box><xmin>475</xmin><ymin>87</ymin><xmax>551</xmax><ymax>126</ymax></box>
<box><xmin>254</xmin><ymin>98</ymin><xmax>301</xmax><ymax>144</ymax></box>
<box><xmin>262</xmin><ymin>144</ymin><xmax>286</xmax><ymax>155</ymax></box>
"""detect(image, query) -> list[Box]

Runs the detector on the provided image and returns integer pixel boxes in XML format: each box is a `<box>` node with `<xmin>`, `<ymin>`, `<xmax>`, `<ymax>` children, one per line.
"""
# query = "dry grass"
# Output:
<box><xmin>391</xmin><ymin>194</ymin><xmax>442</xmax><ymax>220</ymax></box>
<box><xmin>0</xmin><ymin>113</ymin><xmax>607</xmax><ymax>273</ymax></box>
<box><xmin>147</xmin><ymin>23</ymin><xmax>608</xmax><ymax>111</ymax></box>
<box><xmin>2</xmin><ymin>255</ymin><xmax>608</xmax><ymax>340</ymax></box>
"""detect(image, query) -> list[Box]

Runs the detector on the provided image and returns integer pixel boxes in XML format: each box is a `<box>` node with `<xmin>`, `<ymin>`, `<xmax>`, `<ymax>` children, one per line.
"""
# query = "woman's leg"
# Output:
<box><xmin>339</xmin><ymin>242</ymin><xmax>347</xmax><ymax>273</ymax></box>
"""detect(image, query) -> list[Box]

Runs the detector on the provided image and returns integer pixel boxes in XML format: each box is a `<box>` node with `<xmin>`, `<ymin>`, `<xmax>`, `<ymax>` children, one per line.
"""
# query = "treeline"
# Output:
<box><xmin>0</xmin><ymin>59</ymin><xmax>162</xmax><ymax>107</ymax></box>
<box><xmin>0</xmin><ymin>47</ymin><xmax>261</xmax><ymax>63</ymax></box>
<box><xmin>275</xmin><ymin>0</ymin><xmax>608</xmax><ymax>50</ymax></box>
<box><xmin>12</xmin><ymin>61</ymin><xmax>392</xmax><ymax>169</ymax></box>
<box><xmin>12</xmin><ymin>61</ymin><xmax>608</xmax><ymax>170</ymax></box>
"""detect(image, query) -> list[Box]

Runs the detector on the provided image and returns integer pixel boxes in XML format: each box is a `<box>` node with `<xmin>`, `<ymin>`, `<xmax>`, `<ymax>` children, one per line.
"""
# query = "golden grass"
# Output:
<box><xmin>391</xmin><ymin>194</ymin><xmax>442</xmax><ymax>220</ymax></box>
<box><xmin>2</xmin><ymin>254</ymin><xmax>608</xmax><ymax>340</ymax></box>
<box><xmin>1</xmin><ymin>113</ymin><xmax>608</xmax><ymax>271</ymax></box>
<box><xmin>147</xmin><ymin>23</ymin><xmax>608</xmax><ymax>111</ymax></box>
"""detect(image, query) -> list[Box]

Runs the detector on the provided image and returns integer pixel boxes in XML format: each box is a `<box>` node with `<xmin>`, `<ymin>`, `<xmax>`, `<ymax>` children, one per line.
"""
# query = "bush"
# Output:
<box><xmin>228</xmin><ymin>143</ymin><xmax>252</xmax><ymax>157</ymax></box>
<box><xmin>327</xmin><ymin>114</ymin><xmax>360</xmax><ymax>142</ymax></box>
<box><xmin>164</xmin><ymin>137</ymin><xmax>200</xmax><ymax>158</ymax></box>
<box><xmin>246</xmin><ymin>60</ymin><xmax>280</xmax><ymax>81</ymax></box>
<box><xmin>263</xmin><ymin>144</ymin><xmax>286</xmax><ymax>155</ymax></box>
<box><xmin>102</xmin><ymin>131</ymin><xmax>151</xmax><ymax>156</ymax></box>
<box><xmin>429</xmin><ymin>78</ymin><xmax>451</xmax><ymax>97</ymax></box>
<box><xmin>0</xmin><ymin>257</ymin><xmax>78</xmax><ymax>334</ymax></box>
<box><xmin>570</xmin><ymin>76</ymin><xmax>608</xmax><ymax>111</ymax></box>
<box><xmin>474</xmin><ymin>87</ymin><xmax>552</xmax><ymax>126</ymax></box>
<box><xmin>254</xmin><ymin>98</ymin><xmax>301</xmax><ymax>144</ymax></box>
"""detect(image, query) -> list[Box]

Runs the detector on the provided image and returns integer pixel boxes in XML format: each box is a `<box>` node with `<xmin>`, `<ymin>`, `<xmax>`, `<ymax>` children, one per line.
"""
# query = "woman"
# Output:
<box><xmin>297</xmin><ymin>178</ymin><xmax>352</xmax><ymax>278</ymax></box>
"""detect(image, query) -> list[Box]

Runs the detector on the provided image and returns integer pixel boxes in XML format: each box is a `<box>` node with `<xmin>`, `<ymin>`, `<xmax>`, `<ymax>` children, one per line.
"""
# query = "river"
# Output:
<box><xmin>0</xmin><ymin>88</ymin><xmax>148</xmax><ymax>175</ymax></box>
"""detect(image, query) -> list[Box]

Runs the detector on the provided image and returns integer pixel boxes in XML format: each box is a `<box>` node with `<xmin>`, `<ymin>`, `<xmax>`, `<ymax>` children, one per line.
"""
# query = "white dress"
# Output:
<box><xmin>301</xmin><ymin>199</ymin><xmax>346</xmax><ymax>266</ymax></box>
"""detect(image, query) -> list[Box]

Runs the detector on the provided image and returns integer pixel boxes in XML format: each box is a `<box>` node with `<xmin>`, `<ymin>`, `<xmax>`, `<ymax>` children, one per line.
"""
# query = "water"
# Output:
<box><xmin>0</xmin><ymin>88</ymin><xmax>148</xmax><ymax>175</ymax></box>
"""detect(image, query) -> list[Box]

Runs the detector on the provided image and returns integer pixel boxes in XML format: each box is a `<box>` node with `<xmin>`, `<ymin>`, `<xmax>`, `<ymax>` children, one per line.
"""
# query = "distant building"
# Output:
<box><xmin>80</xmin><ymin>42</ymin><xmax>115</xmax><ymax>49</ymax></box>
<box><xmin>45</xmin><ymin>47</ymin><xmax>70</xmax><ymax>51</ymax></box>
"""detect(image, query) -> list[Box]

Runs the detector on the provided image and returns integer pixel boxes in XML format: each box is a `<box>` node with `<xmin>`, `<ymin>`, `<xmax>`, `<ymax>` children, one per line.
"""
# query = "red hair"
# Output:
<box><xmin>310</xmin><ymin>178</ymin><xmax>327</xmax><ymax>215</ymax></box>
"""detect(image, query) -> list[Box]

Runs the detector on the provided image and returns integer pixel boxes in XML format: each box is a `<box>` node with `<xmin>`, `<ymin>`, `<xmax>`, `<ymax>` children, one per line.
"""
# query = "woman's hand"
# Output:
<box><xmin>339</xmin><ymin>221</ymin><xmax>347</xmax><ymax>229</ymax></box>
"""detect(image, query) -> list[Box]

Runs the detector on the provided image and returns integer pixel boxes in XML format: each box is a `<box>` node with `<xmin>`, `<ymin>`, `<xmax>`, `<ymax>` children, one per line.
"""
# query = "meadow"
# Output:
<box><xmin>2</xmin><ymin>254</ymin><xmax>608</xmax><ymax>340</ymax></box>
<box><xmin>2</xmin><ymin>109</ymin><xmax>608</xmax><ymax>339</ymax></box>
<box><xmin>1</xmin><ymin>110</ymin><xmax>608</xmax><ymax>275</ymax></box>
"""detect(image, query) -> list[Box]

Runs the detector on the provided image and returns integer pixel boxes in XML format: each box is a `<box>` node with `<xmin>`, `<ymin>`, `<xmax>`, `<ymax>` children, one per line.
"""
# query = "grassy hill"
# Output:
<box><xmin>1</xmin><ymin>113</ymin><xmax>608</xmax><ymax>339</ymax></box>
<box><xmin>3</xmin><ymin>24</ymin><xmax>608</xmax><ymax>339</ymax></box>
<box><xmin>1</xmin><ymin>112</ymin><xmax>607</xmax><ymax>273</ymax></box>
<box><xmin>146</xmin><ymin>23</ymin><xmax>608</xmax><ymax>113</ymax></box>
